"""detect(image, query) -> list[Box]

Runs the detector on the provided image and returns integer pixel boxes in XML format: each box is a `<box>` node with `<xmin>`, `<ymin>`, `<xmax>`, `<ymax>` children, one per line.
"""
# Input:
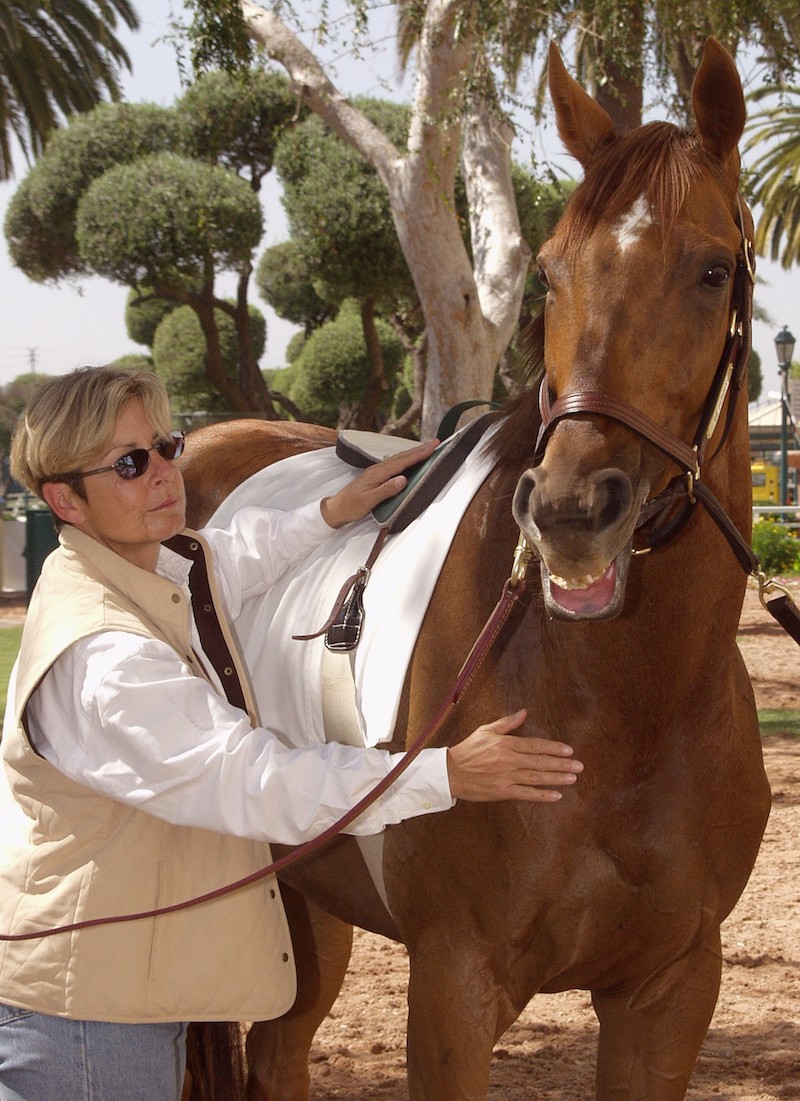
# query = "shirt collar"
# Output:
<box><xmin>157</xmin><ymin>543</ymin><xmax>193</xmax><ymax>588</ymax></box>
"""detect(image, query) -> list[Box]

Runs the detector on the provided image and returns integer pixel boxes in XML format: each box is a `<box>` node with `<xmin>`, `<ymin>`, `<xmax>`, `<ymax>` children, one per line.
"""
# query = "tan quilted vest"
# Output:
<box><xmin>0</xmin><ymin>526</ymin><xmax>296</xmax><ymax>1022</ymax></box>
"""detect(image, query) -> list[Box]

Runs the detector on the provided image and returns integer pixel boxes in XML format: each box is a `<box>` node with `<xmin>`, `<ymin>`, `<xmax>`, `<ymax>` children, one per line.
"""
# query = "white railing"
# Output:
<box><xmin>752</xmin><ymin>505</ymin><xmax>800</xmax><ymax>531</ymax></box>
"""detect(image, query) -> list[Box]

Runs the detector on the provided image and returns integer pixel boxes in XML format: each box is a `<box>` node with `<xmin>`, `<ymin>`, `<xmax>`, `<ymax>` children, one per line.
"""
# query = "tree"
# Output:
<box><xmin>190</xmin><ymin>0</ymin><xmax>800</xmax><ymax>434</ymax></box>
<box><xmin>285</xmin><ymin>299</ymin><xmax>405</xmax><ymax>427</ymax></box>
<box><xmin>743</xmin><ymin>84</ymin><xmax>800</xmax><ymax>269</ymax></box>
<box><xmin>748</xmin><ymin>349</ymin><xmax>763</xmax><ymax>405</ymax></box>
<box><xmin>0</xmin><ymin>0</ymin><xmax>140</xmax><ymax>179</ymax></box>
<box><xmin>234</xmin><ymin>0</ymin><xmax>532</xmax><ymax>436</ymax></box>
<box><xmin>271</xmin><ymin>97</ymin><xmax>423</xmax><ymax>429</ymax></box>
<box><xmin>151</xmin><ymin>302</ymin><xmax>266</xmax><ymax>412</ymax></box>
<box><xmin>4</xmin><ymin>69</ymin><xmax>300</xmax><ymax>416</ymax></box>
<box><xmin>256</xmin><ymin>240</ymin><xmax>332</xmax><ymax>334</ymax></box>
<box><xmin>0</xmin><ymin>372</ymin><xmax>53</xmax><ymax>455</ymax></box>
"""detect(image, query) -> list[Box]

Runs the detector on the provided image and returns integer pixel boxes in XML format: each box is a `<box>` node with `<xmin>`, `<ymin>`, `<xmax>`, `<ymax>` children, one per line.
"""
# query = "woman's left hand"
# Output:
<box><xmin>321</xmin><ymin>438</ymin><xmax>439</xmax><ymax>529</ymax></box>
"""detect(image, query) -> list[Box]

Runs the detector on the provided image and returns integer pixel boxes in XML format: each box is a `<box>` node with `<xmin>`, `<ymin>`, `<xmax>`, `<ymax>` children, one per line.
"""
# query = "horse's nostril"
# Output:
<box><xmin>591</xmin><ymin>471</ymin><xmax>633</xmax><ymax>532</ymax></box>
<box><xmin>512</xmin><ymin>470</ymin><xmax>537</xmax><ymax>526</ymax></box>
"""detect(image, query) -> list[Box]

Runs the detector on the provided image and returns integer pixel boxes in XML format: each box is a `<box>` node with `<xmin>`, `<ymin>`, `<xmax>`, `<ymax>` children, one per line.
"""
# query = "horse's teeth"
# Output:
<box><xmin>549</xmin><ymin>572</ymin><xmax>602</xmax><ymax>591</ymax></box>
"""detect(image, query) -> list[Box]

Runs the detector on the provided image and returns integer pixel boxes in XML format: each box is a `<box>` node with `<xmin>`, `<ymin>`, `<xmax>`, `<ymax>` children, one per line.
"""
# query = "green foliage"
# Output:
<box><xmin>288</xmin><ymin>302</ymin><xmax>404</xmax><ymax>425</ymax></box>
<box><xmin>178</xmin><ymin>68</ymin><xmax>300</xmax><ymax>185</ymax></box>
<box><xmin>0</xmin><ymin>625</ymin><xmax>23</xmax><ymax>718</ymax></box>
<box><xmin>747</xmin><ymin>348</ymin><xmax>763</xmax><ymax>404</ymax></box>
<box><xmin>513</xmin><ymin>167</ymin><xmax>570</xmax><ymax>255</ymax></box>
<box><xmin>75</xmin><ymin>152</ymin><xmax>263</xmax><ymax>292</ymax></box>
<box><xmin>0</xmin><ymin>373</ymin><xmax>55</xmax><ymax>454</ymax></box>
<box><xmin>745</xmin><ymin>83</ymin><xmax>800</xmax><ymax>269</ymax></box>
<box><xmin>0</xmin><ymin>0</ymin><xmax>140</xmax><ymax>180</ymax></box>
<box><xmin>125</xmin><ymin>290</ymin><xmax>176</xmax><ymax>348</ymax></box>
<box><xmin>109</xmin><ymin>354</ymin><xmax>154</xmax><ymax>372</ymax></box>
<box><xmin>5</xmin><ymin>103</ymin><xmax>183</xmax><ymax>281</ymax></box>
<box><xmin>275</xmin><ymin>98</ymin><xmax>416</xmax><ymax>306</ymax></box>
<box><xmin>186</xmin><ymin>0</ymin><xmax>253</xmax><ymax>75</ymax></box>
<box><xmin>285</xmin><ymin>331</ymin><xmax>306</xmax><ymax>366</ymax></box>
<box><xmin>152</xmin><ymin>303</ymin><xmax>265</xmax><ymax>412</ymax></box>
<box><xmin>256</xmin><ymin>241</ymin><xmax>331</xmax><ymax>329</ymax></box>
<box><xmin>751</xmin><ymin>519</ymin><xmax>800</xmax><ymax>574</ymax></box>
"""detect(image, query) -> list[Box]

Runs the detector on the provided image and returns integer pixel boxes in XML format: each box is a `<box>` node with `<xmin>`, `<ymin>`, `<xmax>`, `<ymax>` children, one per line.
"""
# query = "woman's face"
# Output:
<box><xmin>57</xmin><ymin>398</ymin><xmax>186</xmax><ymax>571</ymax></box>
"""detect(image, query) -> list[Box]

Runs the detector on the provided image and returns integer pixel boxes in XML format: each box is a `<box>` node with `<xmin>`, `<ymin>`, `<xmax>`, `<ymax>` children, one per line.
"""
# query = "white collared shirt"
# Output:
<box><xmin>22</xmin><ymin>501</ymin><xmax>453</xmax><ymax>843</ymax></box>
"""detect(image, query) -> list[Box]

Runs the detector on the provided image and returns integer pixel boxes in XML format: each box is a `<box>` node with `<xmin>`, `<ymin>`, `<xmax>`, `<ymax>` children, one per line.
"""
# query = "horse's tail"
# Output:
<box><xmin>183</xmin><ymin>1021</ymin><xmax>247</xmax><ymax>1101</ymax></box>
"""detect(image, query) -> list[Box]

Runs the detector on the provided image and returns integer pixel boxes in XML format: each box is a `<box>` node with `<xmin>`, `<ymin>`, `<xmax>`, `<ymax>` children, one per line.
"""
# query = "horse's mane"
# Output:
<box><xmin>489</xmin><ymin>120</ymin><xmax>733</xmax><ymax>471</ymax></box>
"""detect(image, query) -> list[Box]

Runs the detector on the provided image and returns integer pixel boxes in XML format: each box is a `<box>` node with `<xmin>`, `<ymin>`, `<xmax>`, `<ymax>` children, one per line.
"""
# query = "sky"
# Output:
<box><xmin>0</xmin><ymin>1</ymin><xmax>797</xmax><ymax>398</ymax></box>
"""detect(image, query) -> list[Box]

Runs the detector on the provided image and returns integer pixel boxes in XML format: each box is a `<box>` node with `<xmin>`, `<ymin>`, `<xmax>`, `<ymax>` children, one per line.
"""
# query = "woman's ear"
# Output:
<box><xmin>41</xmin><ymin>481</ymin><xmax>86</xmax><ymax>527</ymax></box>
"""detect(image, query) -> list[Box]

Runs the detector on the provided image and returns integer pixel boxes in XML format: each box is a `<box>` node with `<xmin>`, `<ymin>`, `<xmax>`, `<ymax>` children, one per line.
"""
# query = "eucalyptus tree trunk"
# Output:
<box><xmin>241</xmin><ymin>0</ymin><xmax>530</xmax><ymax>437</ymax></box>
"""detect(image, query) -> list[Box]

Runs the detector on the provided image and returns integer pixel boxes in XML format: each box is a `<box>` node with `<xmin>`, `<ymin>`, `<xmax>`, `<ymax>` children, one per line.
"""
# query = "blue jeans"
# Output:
<box><xmin>0</xmin><ymin>1004</ymin><xmax>187</xmax><ymax>1101</ymax></box>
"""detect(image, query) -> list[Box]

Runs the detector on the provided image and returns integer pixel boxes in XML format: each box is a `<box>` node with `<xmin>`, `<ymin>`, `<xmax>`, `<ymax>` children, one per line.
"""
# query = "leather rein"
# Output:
<box><xmin>0</xmin><ymin>564</ymin><xmax>529</xmax><ymax>943</ymax></box>
<box><xmin>532</xmin><ymin>197</ymin><xmax>800</xmax><ymax>640</ymax></box>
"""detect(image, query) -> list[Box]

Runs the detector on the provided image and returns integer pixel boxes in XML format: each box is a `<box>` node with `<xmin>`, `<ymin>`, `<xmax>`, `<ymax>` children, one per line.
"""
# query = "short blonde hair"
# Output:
<box><xmin>11</xmin><ymin>366</ymin><xmax>174</xmax><ymax>499</ymax></box>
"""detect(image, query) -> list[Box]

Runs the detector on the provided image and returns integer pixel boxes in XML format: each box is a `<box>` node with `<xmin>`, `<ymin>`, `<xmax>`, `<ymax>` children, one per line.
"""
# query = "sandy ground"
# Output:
<box><xmin>304</xmin><ymin>579</ymin><xmax>800</xmax><ymax>1099</ymax></box>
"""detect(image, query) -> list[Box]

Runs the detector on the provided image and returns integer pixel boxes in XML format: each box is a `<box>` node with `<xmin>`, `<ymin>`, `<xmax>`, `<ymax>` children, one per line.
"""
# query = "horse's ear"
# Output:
<box><xmin>548</xmin><ymin>42</ymin><xmax>616</xmax><ymax>167</ymax></box>
<box><xmin>691</xmin><ymin>38</ymin><xmax>746</xmax><ymax>178</ymax></box>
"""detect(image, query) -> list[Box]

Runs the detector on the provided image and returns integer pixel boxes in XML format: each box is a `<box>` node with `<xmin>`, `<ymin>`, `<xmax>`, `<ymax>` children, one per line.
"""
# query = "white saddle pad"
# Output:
<box><xmin>205</xmin><ymin>426</ymin><xmax>500</xmax><ymax>749</ymax></box>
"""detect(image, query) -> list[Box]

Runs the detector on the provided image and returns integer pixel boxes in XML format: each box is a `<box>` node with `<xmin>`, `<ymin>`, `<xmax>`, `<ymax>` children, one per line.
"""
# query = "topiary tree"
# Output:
<box><xmin>125</xmin><ymin>289</ymin><xmax>177</xmax><ymax>349</ymax></box>
<box><xmin>152</xmin><ymin>302</ymin><xmax>266</xmax><ymax>413</ymax></box>
<box><xmin>287</xmin><ymin>300</ymin><xmax>405</xmax><ymax>427</ymax></box>
<box><xmin>5</xmin><ymin>70</ymin><xmax>304</xmax><ymax>417</ymax></box>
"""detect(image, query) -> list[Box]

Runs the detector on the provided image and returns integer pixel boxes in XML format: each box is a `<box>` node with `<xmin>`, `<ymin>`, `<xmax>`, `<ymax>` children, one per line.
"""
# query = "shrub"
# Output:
<box><xmin>751</xmin><ymin>519</ymin><xmax>800</xmax><ymax>575</ymax></box>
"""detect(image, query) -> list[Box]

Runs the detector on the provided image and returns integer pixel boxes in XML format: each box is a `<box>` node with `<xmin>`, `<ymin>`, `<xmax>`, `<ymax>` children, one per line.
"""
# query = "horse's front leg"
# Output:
<box><xmin>592</xmin><ymin>930</ymin><xmax>722</xmax><ymax>1100</ymax></box>
<box><xmin>404</xmin><ymin>933</ymin><xmax>521</xmax><ymax>1101</ymax></box>
<box><xmin>246</xmin><ymin>886</ymin><xmax>353</xmax><ymax>1101</ymax></box>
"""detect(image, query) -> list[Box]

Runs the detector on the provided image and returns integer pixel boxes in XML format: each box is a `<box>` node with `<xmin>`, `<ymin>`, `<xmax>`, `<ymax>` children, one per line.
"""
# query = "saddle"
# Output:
<box><xmin>315</xmin><ymin>403</ymin><xmax>496</xmax><ymax>913</ymax></box>
<box><xmin>302</xmin><ymin>405</ymin><xmax>496</xmax><ymax>654</ymax></box>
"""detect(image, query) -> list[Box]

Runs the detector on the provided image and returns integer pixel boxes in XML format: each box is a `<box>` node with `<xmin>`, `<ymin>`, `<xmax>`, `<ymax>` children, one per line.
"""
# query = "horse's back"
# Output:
<box><xmin>180</xmin><ymin>419</ymin><xmax>336</xmax><ymax>528</ymax></box>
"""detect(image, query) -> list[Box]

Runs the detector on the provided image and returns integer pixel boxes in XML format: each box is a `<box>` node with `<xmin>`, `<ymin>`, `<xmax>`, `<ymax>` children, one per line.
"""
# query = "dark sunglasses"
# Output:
<box><xmin>50</xmin><ymin>432</ymin><xmax>185</xmax><ymax>483</ymax></box>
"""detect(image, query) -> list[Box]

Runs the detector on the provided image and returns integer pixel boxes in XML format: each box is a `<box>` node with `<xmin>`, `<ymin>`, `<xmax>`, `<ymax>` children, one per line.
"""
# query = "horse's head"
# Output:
<box><xmin>511</xmin><ymin>38</ymin><xmax>754</xmax><ymax>621</ymax></box>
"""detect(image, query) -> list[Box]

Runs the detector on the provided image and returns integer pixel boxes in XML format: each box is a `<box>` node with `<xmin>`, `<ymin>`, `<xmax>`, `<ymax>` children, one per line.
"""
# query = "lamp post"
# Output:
<box><xmin>775</xmin><ymin>326</ymin><xmax>796</xmax><ymax>506</ymax></box>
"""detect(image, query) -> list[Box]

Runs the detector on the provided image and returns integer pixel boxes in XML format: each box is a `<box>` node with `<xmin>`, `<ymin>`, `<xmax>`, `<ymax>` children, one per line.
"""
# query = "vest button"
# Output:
<box><xmin>203</xmin><ymin>604</ymin><xmax>212</xmax><ymax>613</ymax></box>
<box><xmin>270</xmin><ymin>889</ymin><xmax>276</xmax><ymax>899</ymax></box>
<box><xmin>282</xmin><ymin>953</ymin><xmax>289</xmax><ymax>963</ymax></box>
<box><xmin>171</xmin><ymin>593</ymin><xmax>180</xmax><ymax>604</ymax></box>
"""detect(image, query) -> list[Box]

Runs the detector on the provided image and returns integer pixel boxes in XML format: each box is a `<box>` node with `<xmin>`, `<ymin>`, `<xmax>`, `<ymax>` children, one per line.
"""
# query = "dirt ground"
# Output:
<box><xmin>304</xmin><ymin>578</ymin><xmax>800</xmax><ymax>1100</ymax></box>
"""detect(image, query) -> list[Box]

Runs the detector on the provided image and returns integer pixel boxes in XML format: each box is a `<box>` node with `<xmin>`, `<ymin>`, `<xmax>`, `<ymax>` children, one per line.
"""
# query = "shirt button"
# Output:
<box><xmin>423</xmin><ymin>801</ymin><xmax>432</xmax><ymax>810</ymax></box>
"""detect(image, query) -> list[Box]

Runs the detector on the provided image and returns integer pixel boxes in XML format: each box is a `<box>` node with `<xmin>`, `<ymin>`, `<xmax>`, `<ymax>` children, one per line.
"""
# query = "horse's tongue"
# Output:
<box><xmin>549</xmin><ymin>563</ymin><xmax>617</xmax><ymax>614</ymax></box>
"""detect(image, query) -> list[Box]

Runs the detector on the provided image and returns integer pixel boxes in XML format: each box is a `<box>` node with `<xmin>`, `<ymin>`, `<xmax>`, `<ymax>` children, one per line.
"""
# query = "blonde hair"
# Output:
<box><xmin>11</xmin><ymin>366</ymin><xmax>174</xmax><ymax>500</ymax></box>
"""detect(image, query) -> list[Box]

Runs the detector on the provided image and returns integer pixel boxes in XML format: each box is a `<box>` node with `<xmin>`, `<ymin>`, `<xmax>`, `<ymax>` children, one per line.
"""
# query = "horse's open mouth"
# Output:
<box><xmin>540</xmin><ymin>551</ymin><xmax>629</xmax><ymax>621</ymax></box>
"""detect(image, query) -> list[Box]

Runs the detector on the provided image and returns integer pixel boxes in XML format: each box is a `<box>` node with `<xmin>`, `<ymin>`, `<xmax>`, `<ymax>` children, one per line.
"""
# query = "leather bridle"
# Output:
<box><xmin>532</xmin><ymin>195</ymin><xmax>758</xmax><ymax>564</ymax></box>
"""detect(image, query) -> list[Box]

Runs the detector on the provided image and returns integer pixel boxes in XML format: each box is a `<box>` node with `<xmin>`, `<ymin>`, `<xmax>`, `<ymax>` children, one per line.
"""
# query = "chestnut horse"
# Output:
<box><xmin>180</xmin><ymin>39</ymin><xmax>769</xmax><ymax>1101</ymax></box>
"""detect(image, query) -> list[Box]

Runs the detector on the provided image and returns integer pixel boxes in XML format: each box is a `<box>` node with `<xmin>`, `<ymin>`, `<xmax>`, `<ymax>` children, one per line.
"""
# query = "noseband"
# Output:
<box><xmin>533</xmin><ymin>196</ymin><xmax>757</xmax><ymax>560</ymax></box>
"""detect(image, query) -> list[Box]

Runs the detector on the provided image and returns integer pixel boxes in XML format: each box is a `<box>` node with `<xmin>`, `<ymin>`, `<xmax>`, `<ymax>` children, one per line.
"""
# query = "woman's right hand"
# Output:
<box><xmin>446</xmin><ymin>709</ymin><xmax>583</xmax><ymax>803</ymax></box>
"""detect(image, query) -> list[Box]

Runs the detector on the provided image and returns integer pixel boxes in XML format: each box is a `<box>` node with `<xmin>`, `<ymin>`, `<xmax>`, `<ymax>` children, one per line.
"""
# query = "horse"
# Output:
<box><xmin>179</xmin><ymin>38</ymin><xmax>770</xmax><ymax>1101</ymax></box>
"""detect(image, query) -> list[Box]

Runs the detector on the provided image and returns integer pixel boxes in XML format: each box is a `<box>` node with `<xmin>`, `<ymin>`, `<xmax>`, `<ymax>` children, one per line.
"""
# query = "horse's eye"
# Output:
<box><xmin>702</xmin><ymin>265</ymin><xmax>730</xmax><ymax>289</ymax></box>
<box><xmin>537</xmin><ymin>265</ymin><xmax>550</xmax><ymax>290</ymax></box>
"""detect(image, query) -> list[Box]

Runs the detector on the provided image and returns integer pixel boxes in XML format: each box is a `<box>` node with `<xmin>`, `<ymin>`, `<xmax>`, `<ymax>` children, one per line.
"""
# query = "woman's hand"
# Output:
<box><xmin>446</xmin><ymin>710</ymin><xmax>583</xmax><ymax>803</ymax></box>
<box><xmin>320</xmin><ymin>439</ymin><xmax>439</xmax><ymax>529</ymax></box>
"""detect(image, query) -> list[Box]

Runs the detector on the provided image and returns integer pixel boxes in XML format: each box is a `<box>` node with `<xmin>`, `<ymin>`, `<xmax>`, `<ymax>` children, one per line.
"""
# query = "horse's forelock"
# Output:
<box><xmin>562</xmin><ymin>121</ymin><xmax>719</xmax><ymax>251</ymax></box>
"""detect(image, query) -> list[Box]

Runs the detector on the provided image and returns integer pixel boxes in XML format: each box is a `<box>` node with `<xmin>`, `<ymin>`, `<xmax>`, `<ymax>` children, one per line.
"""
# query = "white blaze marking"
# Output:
<box><xmin>613</xmin><ymin>195</ymin><xmax>652</xmax><ymax>252</ymax></box>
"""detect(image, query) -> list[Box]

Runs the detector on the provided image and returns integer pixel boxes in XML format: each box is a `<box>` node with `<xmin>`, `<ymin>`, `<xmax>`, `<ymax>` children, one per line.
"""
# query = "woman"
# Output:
<box><xmin>0</xmin><ymin>367</ymin><xmax>582</xmax><ymax>1101</ymax></box>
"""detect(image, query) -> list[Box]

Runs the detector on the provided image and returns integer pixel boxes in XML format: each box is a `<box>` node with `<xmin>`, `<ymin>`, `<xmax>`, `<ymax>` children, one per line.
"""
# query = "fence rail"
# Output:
<box><xmin>753</xmin><ymin>505</ymin><xmax>800</xmax><ymax>531</ymax></box>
